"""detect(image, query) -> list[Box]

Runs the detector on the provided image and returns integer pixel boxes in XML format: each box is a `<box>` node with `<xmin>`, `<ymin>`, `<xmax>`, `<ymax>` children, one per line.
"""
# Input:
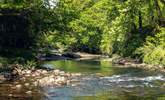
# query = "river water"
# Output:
<box><xmin>0</xmin><ymin>60</ymin><xmax>165</xmax><ymax>100</ymax></box>
<box><xmin>42</xmin><ymin>60</ymin><xmax>165</xmax><ymax>100</ymax></box>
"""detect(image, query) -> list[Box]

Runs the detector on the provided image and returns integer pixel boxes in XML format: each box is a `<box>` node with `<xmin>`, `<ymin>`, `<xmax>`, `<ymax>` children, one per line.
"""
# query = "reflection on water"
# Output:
<box><xmin>42</xmin><ymin>60</ymin><xmax>165</xmax><ymax>100</ymax></box>
<box><xmin>46</xmin><ymin>60</ymin><xmax>145</xmax><ymax>75</ymax></box>
<box><xmin>0</xmin><ymin>60</ymin><xmax>164</xmax><ymax>100</ymax></box>
<box><xmin>0</xmin><ymin>82</ymin><xmax>43</xmax><ymax>100</ymax></box>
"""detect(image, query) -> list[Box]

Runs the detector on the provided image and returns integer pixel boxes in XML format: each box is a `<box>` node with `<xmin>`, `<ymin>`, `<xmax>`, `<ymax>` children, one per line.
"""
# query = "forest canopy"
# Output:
<box><xmin>0</xmin><ymin>0</ymin><xmax>165</xmax><ymax>66</ymax></box>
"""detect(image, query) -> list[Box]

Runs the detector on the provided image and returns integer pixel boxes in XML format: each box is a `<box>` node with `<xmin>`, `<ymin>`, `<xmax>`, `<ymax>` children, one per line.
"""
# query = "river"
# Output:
<box><xmin>42</xmin><ymin>60</ymin><xmax>165</xmax><ymax>100</ymax></box>
<box><xmin>0</xmin><ymin>59</ymin><xmax>165</xmax><ymax>100</ymax></box>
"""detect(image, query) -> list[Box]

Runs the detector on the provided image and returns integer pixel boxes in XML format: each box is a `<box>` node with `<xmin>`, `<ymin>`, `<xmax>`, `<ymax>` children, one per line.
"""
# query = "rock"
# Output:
<box><xmin>95</xmin><ymin>73</ymin><xmax>104</xmax><ymax>77</ymax></box>
<box><xmin>3</xmin><ymin>73</ymin><xmax>13</xmax><ymax>80</ymax></box>
<box><xmin>36</xmin><ymin>70</ymin><xmax>42</xmax><ymax>74</ymax></box>
<box><xmin>140</xmin><ymin>63</ymin><xmax>146</xmax><ymax>67</ymax></box>
<box><xmin>8</xmin><ymin>94</ymin><xmax>12</xmax><ymax>97</ymax></box>
<box><xmin>32</xmin><ymin>74</ymin><xmax>36</xmax><ymax>77</ymax></box>
<box><xmin>21</xmin><ymin>71</ymin><xmax>26</xmax><ymax>75</ymax></box>
<box><xmin>26</xmin><ymin>91</ymin><xmax>32</xmax><ymax>94</ymax></box>
<box><xmin>20</xmin><ymin>77</ymin><xmax>26</xmax><ymax>81</ymax></box>
<box><xmin>25</xmin><ymin>74</ymin><xmax>30</xmax><ymax>77</ymax></box>
<box><xmin>0</xmin><ymin>67</ymin><xmax>82</xmax><ymax>87</ymax></box>
<box><xmin>15</xmin><ymin>84</ymin><xmax>22</xmax><ymax>89</ymax></box>
<box><xmin>147</xmin><ymin>65</ymin><xmax>153</xmax><ymax>68</ymax></box>
<box><xmin>65</xmin><ymin>73</ymin><xmax>71</xmax><ymax>77</ymax></box>
<box><xmin>0</xmin><ymin>75</ymin><xmax>6</xmax><ymax>82</ymax></box>
<box><xmin>49</xmin><ymin>75</ymin><xmax>55</xmax><ymax>78</ymax></box>
<box><xmin>56</xmin><ymin>76</ymin><xmax>66</xmax><ymax>85</ymax></box>
<box><xmin>33</xmin><ymin>81</ymin><xmax>38</xmax><ymax>86</ymax></box>
<box><xmin>11</xmin><ymin>70</ymin><xmax>19</xmax><ymax>76</ymax></box>
<box><xmin>118</xmin><ymin>59</ymin><xmax>127</xmax><ymax>65</ymax></box>
<box><xmin>158</xmin><ymin>65</ymin><xmax>163</xmax><ymax>68</ymax></box>
<box><xmin>41</xmin><ymin>70</ymin><xmax>48</xmax><ymax>74</ymax></box>
<box><xmin>24</xmin><ymin>83</ymin><xmax>30</xmax><ymax>86</ymax></box>
<box><xmin>59</xmin><ymin>71</ymin><xmax>65</xmax><ymax>75</ymax></box>
<box><xmin>26</xmin><ymin>70</ymin><xmax>31</xmax><ymax>74</ymax></box>
<box><xmin>49</xmin><ymin>78</ymin><xmax>55</xmax><ymax>83</ymax></box>
<box><xmin>33</xmin><ymin>71</ymin><xmax>40</xmax><ymax>76</ymax></box>
<box><xmin>71</xmin><ymin>84</ymin><xmax>77</xmax><ymax>87</ymax></box>
<box><xmin>53</xmin><ymin>70</ymin><xmax>60</xmax><ymax>75</ymax></box>
<box><xmin>72</xmin><ymin>73</ymin><xmax>81</xmax><ymax>77</ymax></box>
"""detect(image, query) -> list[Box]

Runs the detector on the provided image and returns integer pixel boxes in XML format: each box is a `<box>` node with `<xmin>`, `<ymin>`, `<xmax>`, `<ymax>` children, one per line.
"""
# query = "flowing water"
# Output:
<box><xmin>42</xmin><ymin>60</ymin><xmax>165</xmax><ymax>100</ymax></box>
<box><xmin>0</xmin><ymin>60</ymin><xmax>165</xmax><ymax>100</ymax></box>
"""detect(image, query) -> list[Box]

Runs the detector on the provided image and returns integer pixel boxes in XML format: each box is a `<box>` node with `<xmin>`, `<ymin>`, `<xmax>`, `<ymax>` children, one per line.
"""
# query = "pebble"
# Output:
<box><xmin>95</xmin><ymin>73</ymin><xmax>104</xmax><ymax>77</ymax></box>
<box><xmin>72</xmin><ymin>73</ymin><xmax>81</xmax><ymax>76</ymax></box>
<box><xmin>59</xmin><ymin>71</ymin><xmax>65</xmax><ymax>74</ymax></box>
<box><xmin>15</xmin><ymin>84</ymin><xmax>22</xmax><ymax>89</ymax></box>
<box><xmin>53</xmin><ymin>70</ymin><xmax>60</xmax><ymax>74</ymax></box>
<box><xmin>2</xmin><ymin>68</ymin><xmax>82</xmax><ymax>87</ymax></box>
<box><xmin>26</xmin><ymin>91</ymin><xmax>32</xmax><ymax>94</ymax></box>
<box><xmin>34</xmin><ymin>72</ymin><xmax>40</xmax><ymax>76</ymax></box>
<box><xmin>0</xmin><ymin>75</ymin><xmax>6</xmax><ymax>81</ymax></box>
<box><xmin>42</xmin><ymin>70</ymin><xmax>48</xmax><ymax>74</ymax></box>
<box><xmin>65</xmin><ymin>73</ymin><xmax>71</xmax><ymax>77</ymax></box>
<box><xmin>32</xmin><ymin>74</ymin><xmax>36</xmax><ymax>77</ymax></box>
<box><xmin>49</xmin><ymin>75</ymin><xmax>54</xmax><ymax>78</ymax></box>
<box><xmin>33</xmin><ymin>81</ymin><xmax>38</xmax><ymax>86</ymax></box>
<box><xmin>24</xmin><ymin>83</ymin><xmax>30</xmax><ymax>86</ymax></box>
<box><xmin>26</xmin><ymin>70</ymin><xmax>31</xmax><ymax>74</ymax></box>
<box><xmin>25</xmin><ymin>74</ymin><xmax>30</xmax><ymax>77</ymax></box>
<box><xmin>20</xmin><ymin>77</ymin><xmax>26</xmax><ymax>80</ymax></box>
<box><xmin>36</xmin><ymin>70</ymin><xmax>42</xmax><ymax>74</ymax></box>
<box><xmin>8</xmin><ymin>94</ymin><xmax>12</xmax><ymax>96</ymax></box>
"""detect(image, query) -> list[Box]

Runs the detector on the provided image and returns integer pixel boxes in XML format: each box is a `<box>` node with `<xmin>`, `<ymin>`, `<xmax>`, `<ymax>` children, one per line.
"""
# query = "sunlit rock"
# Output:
<box><xmin>15</xmin><ymin>84</ymin><xmax>22</xmax><ymax>89</ymax></box>
<box><xmin>26</xmin><ymin>91</ymin><xmax>32</xmax><ymax>94</ymax></box>
<box><xmin>24</xmin><ymin>83</ymin><xmax>30</xmax><ymax>86</ymax></box>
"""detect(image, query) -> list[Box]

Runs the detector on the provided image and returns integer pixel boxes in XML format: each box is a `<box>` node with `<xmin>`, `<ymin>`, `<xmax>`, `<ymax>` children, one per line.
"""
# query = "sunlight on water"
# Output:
<box><xmin>42</xmin><ymin>60</ymin><xmax>165</xmax><ymax>100</ymax></box>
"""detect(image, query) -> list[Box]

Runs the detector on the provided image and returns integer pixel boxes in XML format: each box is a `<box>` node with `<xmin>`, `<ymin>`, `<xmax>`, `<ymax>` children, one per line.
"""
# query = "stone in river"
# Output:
<box><xmin>15</xmin><ymin>84</ymin><xmax>22</xmax><ymax>89</ymax></box>
<box><xmin>26</xmin><ymin>91</ymin><xmax>32</xmax><ymax>94</ymax></box>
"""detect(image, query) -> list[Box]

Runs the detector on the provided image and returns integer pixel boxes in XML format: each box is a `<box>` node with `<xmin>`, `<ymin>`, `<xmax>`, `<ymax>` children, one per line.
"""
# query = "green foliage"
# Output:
<box><xmin>23</xmin><ymin>60</ymin><xmax>37</xmax><ymax>69</ymax></box>
<box><xmin>137</xmin><ymin>28</ymin><xmax>165</xmax><ymax>65</ymax></box>
<box><xmin>0</xmin><ymin>0</ymin><xmax>165</xmax><ymax>67</ymax></box>
<box><xmin>122</xmin><ymin>34</ymin><xmax>144</xmax><ymax>57</ymax></box>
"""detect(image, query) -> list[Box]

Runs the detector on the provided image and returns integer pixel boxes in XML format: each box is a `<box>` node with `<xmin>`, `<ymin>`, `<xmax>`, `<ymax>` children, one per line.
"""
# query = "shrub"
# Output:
<box><xmin>136</xmin><ymin>28</ymin><xmax>165</xmax><ymax>65</ymax></box>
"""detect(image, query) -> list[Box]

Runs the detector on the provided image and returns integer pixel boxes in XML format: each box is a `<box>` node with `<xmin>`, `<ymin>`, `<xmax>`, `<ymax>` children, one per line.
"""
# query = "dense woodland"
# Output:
<box><xmin>0</xmin><ymin>0</ymin><xmax>165</xmax><ymax>67</ymax></box>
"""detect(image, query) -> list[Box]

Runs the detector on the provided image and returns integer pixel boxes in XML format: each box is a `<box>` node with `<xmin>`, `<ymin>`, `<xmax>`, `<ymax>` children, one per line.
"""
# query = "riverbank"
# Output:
<box><xmin>0</xmin><ymin>52</ymin><xmax>164</xmax><ymax>88</ymax></box>
<box><xmin>37</xmin><ymin>52</ymin><xmax>103</xmax><ymax>61</ymax></box>
<box><xmin>112</xmin><ymin>57</ymin><xmax>165</xmax><ymax>72</ymax></box>
<box><xmin>0</xmin><ymin>54</ymin><xmax>164</xmax><ymax>99</ymax></box>
<box><xmin>0</xmin><ymin>60</ymin><xmax>164</xmax><ymax>100</ymax></box>
<box><xmin>71</xmin><ymin>52</ymin><xmax>165</xmax><ymax>72</ymax></box>
<box><xmin>0</xmin><ymin>64</ymin><xmax>82</xmax><ymax>88</ymax></box>
<box><xmin>38</xmin><ymin>52</ymin><xmax>165</xmax><ymax>72</ymax></box>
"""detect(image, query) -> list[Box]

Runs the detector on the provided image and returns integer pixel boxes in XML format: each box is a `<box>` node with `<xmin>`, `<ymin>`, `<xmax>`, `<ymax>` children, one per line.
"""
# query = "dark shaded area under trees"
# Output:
<box><xmin>0</xmin><ymin>8</ymin><xmax>31</xmax><ymax>48</ymax></box>
<box><xmin>0</xmin><ymin>0</ymin><xmax>165</xmax><ymax>67</ymax></box>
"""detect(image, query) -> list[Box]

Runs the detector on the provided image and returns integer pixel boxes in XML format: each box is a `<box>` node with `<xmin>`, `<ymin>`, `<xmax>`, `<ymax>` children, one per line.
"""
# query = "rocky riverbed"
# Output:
<box><xmin>113</xmin><ymin>57</ymin><xmax>165</xmax><ymax>72</ymax></box>
<box><xmin>0</xmin><ymin>64</ymin><xmax>82</xmax><ymax>88</ymax></box>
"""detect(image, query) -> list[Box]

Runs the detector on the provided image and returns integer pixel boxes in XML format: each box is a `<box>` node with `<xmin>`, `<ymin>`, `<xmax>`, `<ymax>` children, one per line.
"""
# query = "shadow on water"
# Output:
<box><xmin>44</xmin><ymin>60</ymin><xmax>163</xmax><ymax>76</ymax></box>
